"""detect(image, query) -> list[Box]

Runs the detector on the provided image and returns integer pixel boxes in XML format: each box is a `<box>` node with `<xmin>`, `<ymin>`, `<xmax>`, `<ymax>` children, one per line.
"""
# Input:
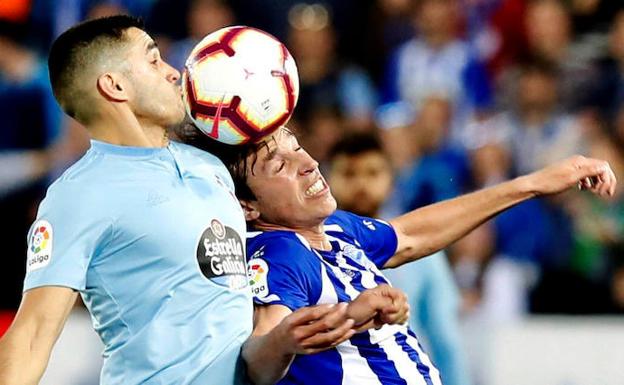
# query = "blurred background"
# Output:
<box><xmin>1</xmin><ymin>0</ymin><xmax>624</xmax><ymax>384</ymax></box>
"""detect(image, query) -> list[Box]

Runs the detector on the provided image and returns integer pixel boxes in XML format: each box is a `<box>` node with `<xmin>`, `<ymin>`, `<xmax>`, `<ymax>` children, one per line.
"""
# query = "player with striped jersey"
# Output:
<box><xmin>194</xmin><ymin>126</ymin><xmax>615</xmax><ymax>385</ymax></box>
<box><xmin>247</xmin><ymin>210</ymin><xmax>441</xmax><ymax>385</ymax></box>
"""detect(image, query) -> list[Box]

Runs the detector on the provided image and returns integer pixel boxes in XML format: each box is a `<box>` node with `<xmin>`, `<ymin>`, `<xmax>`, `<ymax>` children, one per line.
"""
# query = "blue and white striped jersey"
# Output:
<box><xmin>247</xmin><ymin>210</ymin><xmax>443</xmax><ymax>385</ymax></box>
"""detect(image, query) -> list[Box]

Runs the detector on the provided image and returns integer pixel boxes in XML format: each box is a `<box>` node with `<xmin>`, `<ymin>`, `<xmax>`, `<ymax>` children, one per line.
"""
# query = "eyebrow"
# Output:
<box><xmin>145</xmin><ymin>40</ymin><xmax>158</xmax><ymax>54</ymax></box>
<box><xmin>260</xmin><ymin>136</ymin><xmax>280</xmax><ymax>162</ymax></box>
<box><xmin>263</xmin><ymin>147</ymin><xmax>278</xmax><ymax>162</ymax></box>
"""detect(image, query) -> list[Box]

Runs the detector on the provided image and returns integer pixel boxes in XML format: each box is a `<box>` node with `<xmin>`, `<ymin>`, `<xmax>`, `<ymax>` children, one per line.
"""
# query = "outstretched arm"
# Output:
<box><xmin>0</xmin><ymin>286</ymin><xmax>77</xmax><ymax>385</ymax></box>
<box><xmin>385</xmin><ymin>155</ymin><xmax>617</xmax><ymax>268</ymax></box>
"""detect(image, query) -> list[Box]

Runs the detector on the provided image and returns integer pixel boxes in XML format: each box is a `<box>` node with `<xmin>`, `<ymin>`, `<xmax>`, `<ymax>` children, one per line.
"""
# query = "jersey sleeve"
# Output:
<box><xmin>327</xmin><ymin>210</ymin><xmax>398</xmax><ymax>268</ymax></box>
<box><xmin>23</xmin><ymin>182</ymin><xmax>113</xmax><ymax>292</ymax></box>
<box><xmin>247</xmin><ymin>235</ymin><xmax>322</xmax><ymax>312</ymax></box>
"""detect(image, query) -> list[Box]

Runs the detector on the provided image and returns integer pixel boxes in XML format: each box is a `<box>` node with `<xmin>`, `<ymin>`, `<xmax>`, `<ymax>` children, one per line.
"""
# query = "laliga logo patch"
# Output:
<box><xmin>27</xmin><ymin>220</ymin><xmax>53</xmax><ymax>273</ymax></box>
<box><xmin>248</xmin><ymin>258</ymin><xmax>280</xmax><ymax>303</ymax></box>
<box><xmin>248</xmin><ymin>258</ymin><xmax>269</xmax><ymax>298</ymax></box>
<box><xmin>196</xmin><ymin>219</ymin><xmax>247</xmax><ymax>289</ymax></box>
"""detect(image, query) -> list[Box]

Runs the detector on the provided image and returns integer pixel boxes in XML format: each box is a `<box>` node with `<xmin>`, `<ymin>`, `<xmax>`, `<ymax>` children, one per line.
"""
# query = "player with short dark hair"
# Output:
<box><xmin>203</xmin><ymin>126</ymin><xmax>616</xmax><ymax>385</ymax></box>
<box><xmin>0</xmin><ymin>16</ymin><xmax>371</xmax><ymax>385</ymax></box>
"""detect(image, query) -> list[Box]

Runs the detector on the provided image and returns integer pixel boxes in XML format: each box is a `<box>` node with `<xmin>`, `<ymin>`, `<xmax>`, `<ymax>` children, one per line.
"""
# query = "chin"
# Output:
<box><xmin>166</xmin><ymin>108</ymin><xmax>186</xmax><ymax>127</ymax></box>
<box><xmin>321</xmin><ymin>196</ymin><xmax>338</xmax><ymax>217</ymax></box>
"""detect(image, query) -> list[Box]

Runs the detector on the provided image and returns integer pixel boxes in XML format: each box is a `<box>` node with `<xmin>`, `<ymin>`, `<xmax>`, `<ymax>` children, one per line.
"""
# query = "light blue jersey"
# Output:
<box><xmin>24</xmin><ymin>140</ymin><xmax>253</xmax><ymax>385</ymax></box>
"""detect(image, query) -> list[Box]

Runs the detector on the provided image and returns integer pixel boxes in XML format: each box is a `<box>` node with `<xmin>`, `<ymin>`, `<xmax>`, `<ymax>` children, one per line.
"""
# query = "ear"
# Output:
<box><xmin>239</xmin><ymin>199</ymin><xmax>260</xmax><ymax>222</ymax></box>
<box><xmin>96</xmin><ymin>72</ymin><xmax>130</xmax><ymax>102</ymax></box>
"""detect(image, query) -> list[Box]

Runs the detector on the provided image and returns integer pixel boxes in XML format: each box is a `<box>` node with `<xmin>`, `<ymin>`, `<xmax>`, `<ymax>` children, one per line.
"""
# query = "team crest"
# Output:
<box><xmin>210</xmin><ymin>219</ymin><xmax>226</xmax><ymax>239</ymax></box>
<box><xmin>27</xmin><ymin>220</ymin><xmax>53</xmax><ymax>272</ymax></box>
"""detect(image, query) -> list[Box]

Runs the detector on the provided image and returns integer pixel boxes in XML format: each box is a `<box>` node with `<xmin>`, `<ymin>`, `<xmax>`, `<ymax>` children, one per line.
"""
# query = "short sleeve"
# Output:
<box><xmin>326</xmin><ymin>210</ymin><xmax>398</xmax><ymax>268</ymax></box>
<box><xmin>247</xmin><ymin>236</ymin><xmax>322</xmax><ymax>311</ymax></box>
<box><xmin>23</xmin><ymin>182</ymin><xmax>113</xmax><ymax>292</ymax></box>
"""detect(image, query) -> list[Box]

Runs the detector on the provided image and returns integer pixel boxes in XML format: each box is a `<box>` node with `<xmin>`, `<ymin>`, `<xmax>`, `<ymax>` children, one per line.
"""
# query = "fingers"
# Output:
<box><xmin>286</xmin><ymin>303</ymin><xmax>353</xmax><ymax>349</ymax></box>
<box><xmin>286</xmin><ymin>303</ymin><xmax>337</xmax><ymax>326</ymax></box>
<box><xmin>379</xmin><ymin>293</ymin><xmax>410</xmax><ymax>325</ymax></box>
<box><xmin>380</xmin><ymin>303</ymin><xmax>410</xmax><ymax>325</ymax></box>
<box><xmin>359</xmin><ymin>285</ymin><xmax>410</xmax><ymax>326</ymax></box>
<box><xmin>575</xmin><ymin>158</ymin><xmax>617</xmax><ymax>198</ymax></box>
<box><xmin>346</xmin><ymin>293</ymin><xmax>388</xmax><ymax>325</ymax></box>
<box><xmin>298</xmin><ymin>318</ymin><xmax>356</xmax><ymax>353</ymax></box>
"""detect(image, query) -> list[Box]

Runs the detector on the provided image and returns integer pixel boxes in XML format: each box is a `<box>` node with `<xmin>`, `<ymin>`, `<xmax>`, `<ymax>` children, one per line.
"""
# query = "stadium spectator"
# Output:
<box><xmin>287</xmin><ymin>3</ymin><xmax>378</xmax><ymax>132</ymax></box>
<box><xmin>327</xmin><ymin>132</ymin><xmax>472</xmax><ymax>385</ymax></box>
<box><xmin>382</xmin><ymin>0</ymin><xmax>493</xmax><ymax>145</ymax></box>
<box><xmin>470</xmin><ymin>59</ymin><xmax>586</xmax><ymax>175</ymax></box>
<box><xmin>166</xmin><ymin>0</ymin><xmax>235</xmax><ymax>72</ymax></box>
<box><xmin>521</xmin><ymin>0</ymin><xmax>597</xmax><ymax>111</ymax></box>
<box><xmin>590</xmin><ymin>9</ymin><xmax>624</xmax><ymax>121</ymax></box>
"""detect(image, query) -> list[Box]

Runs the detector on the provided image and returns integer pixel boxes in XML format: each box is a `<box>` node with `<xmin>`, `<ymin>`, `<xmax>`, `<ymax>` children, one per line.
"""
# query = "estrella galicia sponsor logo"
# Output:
<box><xmin>27</xmin><ymin>220</ymin><xmax>53</xmax><ymax>273</ymax></box>
<box><xmin>196</xmin><ymin>219</ymin><xmax>247</xmax><ymax>289</ymax></box>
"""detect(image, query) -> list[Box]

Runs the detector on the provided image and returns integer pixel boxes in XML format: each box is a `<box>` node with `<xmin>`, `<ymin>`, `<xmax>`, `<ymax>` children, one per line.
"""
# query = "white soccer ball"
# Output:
<box><xmin>183</xmin><ymin>26</ymin><xmax>299</xmax><ymax>145</ymax></box>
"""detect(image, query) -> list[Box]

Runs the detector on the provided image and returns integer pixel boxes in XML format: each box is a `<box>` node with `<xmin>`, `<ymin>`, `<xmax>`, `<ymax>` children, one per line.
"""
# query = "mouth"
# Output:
<box><xmin>305</xmin><ymin>177</ymin><xmax>329</xmax><ymax>197</ymax></box>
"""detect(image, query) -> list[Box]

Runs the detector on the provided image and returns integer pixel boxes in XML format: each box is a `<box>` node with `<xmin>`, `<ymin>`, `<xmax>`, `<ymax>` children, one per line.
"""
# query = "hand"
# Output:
<box><xmin>273</xmin><ymin>303</ymin><xmax>355</xmax><ymax>355</ymax></box>
<box><xmin>347</xmin><ymin>285</ymin><xmax>410</xmax><ymax>332</ymax></box>
<box><xmin>526</xmin><ymin>155</ymin><xmax>616</xmax><ymax>198</ymax></box>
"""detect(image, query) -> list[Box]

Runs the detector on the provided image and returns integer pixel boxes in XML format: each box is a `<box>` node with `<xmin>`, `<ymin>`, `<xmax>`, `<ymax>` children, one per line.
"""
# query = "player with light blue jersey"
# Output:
<box><xmin>248</xmin><ymin>210</ymin><xmax>442</xmax><ymax>385</ymax></box>
<box><xmin>0</xmin><ymin>16</ymin><xmax>360</xmax><ymax>385</ymax></box>
<box><xmin>24</xmin><ymin>139</ymin><xmax>251</xmax><ymax>384</ymax></box>
<box><xmin>212</xmin><ymin>126</ymin><xmax>616</xmax><ymax>385</ymax></box>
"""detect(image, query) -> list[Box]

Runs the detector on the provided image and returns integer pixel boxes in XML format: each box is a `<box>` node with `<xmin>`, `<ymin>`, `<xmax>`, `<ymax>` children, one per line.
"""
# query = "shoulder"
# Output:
<box><xmin>172</xmin><ymin>140</ymin><xmax>225</xmax><ymax>165</ymax></box>
<box><xmin>247</xmin><ymin>230</ymin><xmax>323</xmax><ymax>273</ymax></box>
<box><xmin>248</xmin><ymin>230</ymin><xmax>315</xmax><ymax>259</ymax></box>
<box><xmin>51</xmin><ymin>148</ymin><xmax>105</xmax><ymax>185</ymax></box>
<box><xmin>325</xmin><ymin>210</ymin><xmax>385</xmax><ymax>233</ymax></box>
<box><xmin>41</xmin><ymin>154</ymin><xmax>108</xmax><ymax>210</ymax></box>
<box><xmin>171</xmin><ymin>140</ymin><xmax>235</xmax><ymax>186</ymax></box>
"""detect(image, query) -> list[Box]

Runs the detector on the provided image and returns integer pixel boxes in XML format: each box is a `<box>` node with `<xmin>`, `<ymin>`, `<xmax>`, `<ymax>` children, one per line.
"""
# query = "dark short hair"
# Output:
<box><xmin>48</xmin><ymin>15</ymin><xmax>143</xmax><ymax>122</ymax></box>
<box><xmin>328</xmin><ymin>132</ymin><xmax>387</xmax><ymax>162</ymax></box>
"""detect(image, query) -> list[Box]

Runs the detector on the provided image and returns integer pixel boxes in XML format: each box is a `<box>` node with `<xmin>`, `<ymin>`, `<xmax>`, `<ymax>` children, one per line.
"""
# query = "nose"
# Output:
<box><xmin>298</xmin><ymin>149</ymin><xmax>319</xmax><ymax>176</ymax></box>
<box><xmin>164</xmin><ymin>61</ymin><xmax>181</xmax><ymax>83</ymax></box>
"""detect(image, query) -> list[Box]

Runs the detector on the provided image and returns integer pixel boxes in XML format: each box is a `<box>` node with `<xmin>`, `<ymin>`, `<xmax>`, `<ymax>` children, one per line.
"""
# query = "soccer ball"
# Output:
<box><xmin>183</xmin><ymin>26</ymin><xmax>299</xmax><ymax>145</ymax></box>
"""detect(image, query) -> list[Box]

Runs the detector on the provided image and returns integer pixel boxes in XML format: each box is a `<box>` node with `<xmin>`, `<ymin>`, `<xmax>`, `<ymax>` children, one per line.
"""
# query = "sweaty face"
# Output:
<box><xmin>329</xmin><ymin>151</ymin><xmax>393</xmax><ymax>217</ymax></box>
<box><xmin>124</xmin><ymin>28</ymin><xmax>185</xmax><ymax>127</ymax></box>
<box><xmin>246</xmin><ymin>129</ymin><xmax>337</xmax><ymax>229</ymax></box>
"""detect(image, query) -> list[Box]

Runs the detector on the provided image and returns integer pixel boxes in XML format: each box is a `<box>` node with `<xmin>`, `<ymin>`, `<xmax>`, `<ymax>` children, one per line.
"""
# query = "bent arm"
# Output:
<box><xmin>385</xmin><ymin>155</ymin><xmax>616</xmax><ymax>268</ymax></box>
<box><xmin>242</xmin><ymin>305</ymin><xmax>297</xmax><ymax>385</ymax></box>
<box><xmin>0</xmin><ymin>286</ymin><xmax>78</xmax><ymax>385</ymax></box>
<box><xmin>243</xmin><ymin>285</ymin><xmax>411</xmax><ymax>384</ymax></box>
<box><xmin>243</xmin><ymin>303</ymin><xmax>355</xmax><ymax>385</ymax></box>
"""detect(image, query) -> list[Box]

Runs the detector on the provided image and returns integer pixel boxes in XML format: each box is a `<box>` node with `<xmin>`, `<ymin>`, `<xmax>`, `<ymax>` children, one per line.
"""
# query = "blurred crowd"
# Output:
<box><xmin>2</xmin><ymin>0</ymin><xmax>624</xmax><ymax>383</ymax></box>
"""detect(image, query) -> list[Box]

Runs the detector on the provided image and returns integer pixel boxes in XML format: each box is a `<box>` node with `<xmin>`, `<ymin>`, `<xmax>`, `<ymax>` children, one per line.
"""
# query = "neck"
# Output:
<box><xmin>254</xmin><ymin>220</ymin><xmax>332</xmax><ymax>251</ymax></box>
<box><xmin>88</xmin><ymin>110</ymin><xmax>169</xmax><ymax>148</ymax></box>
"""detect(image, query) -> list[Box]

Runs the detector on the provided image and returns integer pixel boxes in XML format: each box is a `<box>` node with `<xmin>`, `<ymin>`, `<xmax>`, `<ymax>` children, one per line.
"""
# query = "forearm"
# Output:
<box><xmin>0</xmin><ymin>327</ymin><xmax>52</xmax><ymax>385</ymax></box>
<box><xmin>0</xmin><ymin>287</ymin><xmax>77</xmax><ymax>385</ymax></box>
<box><xmin>242</xmin><ymin>332</ymin><xmax>295</xmax><ymax>385</ymax></box>
<box><xmin>388</xmin><ymin>175</ymin><xmax>535</xmax><ymax>266</ymax></box>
